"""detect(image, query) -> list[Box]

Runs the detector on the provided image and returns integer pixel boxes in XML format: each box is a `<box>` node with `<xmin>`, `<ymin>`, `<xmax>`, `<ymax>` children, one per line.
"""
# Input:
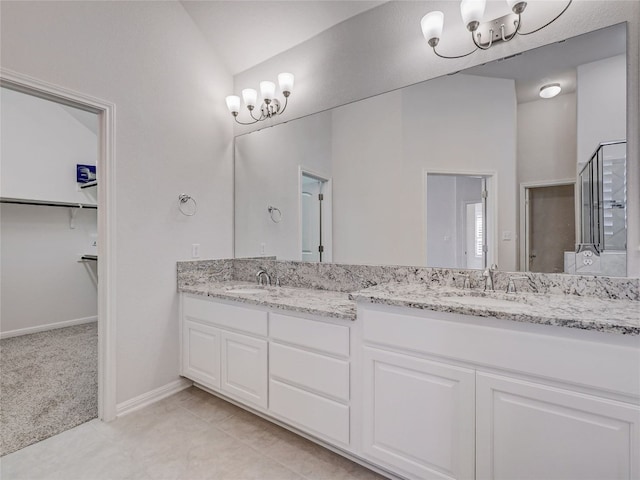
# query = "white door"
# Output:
<box><xmin>476</xmin><ymin>372</ymin><xmax>640</xmax><ymax>479</ymax></box>
<box><xmin>182</xmin><ymin>320</ymin><xmax>221</xmax><ymax>389</ymax></box>
<box><xmin>301</xmin><ymin>175</ymin><xmax>323</xmax><ymax>262</ymax></box>
<box><xmin>362</xmin><ymin>347</ymin><xmax>476</xmax><ymax>480</ymax></box>
<box><xmin>220</xmin><ymin>330</ymin><xmax>268</xmax><ymax>409</ymax></box>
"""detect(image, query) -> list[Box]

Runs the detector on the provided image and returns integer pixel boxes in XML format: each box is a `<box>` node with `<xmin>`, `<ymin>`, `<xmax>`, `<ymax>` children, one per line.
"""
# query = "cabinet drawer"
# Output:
<box><xmin>183</xmin><ymin>295</ymin><xmax>267</xmax><ymax>336</ymax></box>
<box><xmin>270</xmin><ymin>343</ymin><xmax>349</xmax><ymax>401</ymax></box>
<box><xmin>270</xmin><ymin>313</ymin><xmax>349</xmax><ymax>357</ymax></box>
<box><xmin>269</xmin><ymin>379</ymin><xmax>350</xmax><ymax>445</ymax></box>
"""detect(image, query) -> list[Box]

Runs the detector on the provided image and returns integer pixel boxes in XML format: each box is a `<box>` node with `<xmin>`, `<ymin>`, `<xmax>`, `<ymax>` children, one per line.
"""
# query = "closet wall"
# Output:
<box><xmin>0</xmin><ymin>87</ymin><xmax>98</xmax><ymax>338</ymax></box>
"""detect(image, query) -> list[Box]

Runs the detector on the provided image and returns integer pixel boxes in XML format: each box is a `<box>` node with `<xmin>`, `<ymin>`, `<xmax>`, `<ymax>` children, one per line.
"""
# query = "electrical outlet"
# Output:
<box><xmin>260</xmin><ymin>242</ymin><xmax>266</xmax><ymax>255</ymax></box>
<box><xmin>502</xmin><ymin>231</ymin><xmax>512</xmax><ymax>241</ymax></box>
<box><xmin>192</xmin><ymin>244</ymin><xmax>200</xmax><ymax>258</ymax></box>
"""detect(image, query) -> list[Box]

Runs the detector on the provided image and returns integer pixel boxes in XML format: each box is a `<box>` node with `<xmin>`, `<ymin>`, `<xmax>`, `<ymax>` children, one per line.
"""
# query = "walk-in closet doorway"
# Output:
<box><xmin>0</xmin><ymin>70</ymin><xmax>116</xmax><ymax>455</ymax></box>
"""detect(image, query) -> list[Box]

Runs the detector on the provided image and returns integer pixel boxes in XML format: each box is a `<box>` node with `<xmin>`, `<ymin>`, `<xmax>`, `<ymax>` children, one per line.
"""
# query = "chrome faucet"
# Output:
<box><xmin>506</xmin><ymin>275</ymin><xmax>528</xmax><ymax>294</ymax></box>
<box><xmin>483</xmin><ymin>264</ymin><xmax>498</xmax><ymax>291</ymax></box>
<box><xmin>456</xmin><ymin>274</ymin><xmax>471</xmax><ymax>289</ymax></box>
<box><xmin>256</xmin><ymin>269</ymin><xmax>271</xmax><ymax>286</ymax></box>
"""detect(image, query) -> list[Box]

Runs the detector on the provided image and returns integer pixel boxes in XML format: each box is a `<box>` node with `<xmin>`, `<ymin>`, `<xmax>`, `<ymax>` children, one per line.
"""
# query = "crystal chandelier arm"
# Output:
<box><xmin>472</xmin><ymin>29</ymin><xmax>494</xmax><ymax>50</ymax></box>
<box><xmin>518</xmin><ymin>0</ymin><xmax>572</xmax><ymax>36</ymax></box>
<box><xmin>432</xmin><ymin>45</ymin><xmax>478</xmax><ymax>59</ymax></box>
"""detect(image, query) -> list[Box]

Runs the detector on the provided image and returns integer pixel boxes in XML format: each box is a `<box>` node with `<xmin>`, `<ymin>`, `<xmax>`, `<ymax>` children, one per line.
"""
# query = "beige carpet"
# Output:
<box><xmin>0</xmin><ymin>323</ymin><xmax>98</xmax><ymax>456</ymax></box>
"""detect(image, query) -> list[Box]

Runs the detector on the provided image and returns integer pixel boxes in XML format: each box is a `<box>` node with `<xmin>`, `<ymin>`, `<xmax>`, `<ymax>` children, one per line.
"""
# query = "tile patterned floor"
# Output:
<box><xmin>0</xmin><ymin>386</ymin><xmax>386</xmax><ymax>480</ymax></box>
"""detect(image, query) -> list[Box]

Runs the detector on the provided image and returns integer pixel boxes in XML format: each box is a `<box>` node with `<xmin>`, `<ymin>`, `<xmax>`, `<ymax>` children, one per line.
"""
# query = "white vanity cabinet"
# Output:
<box><xmin>181</xmin><ymin>294</ymin><xmax>268</xmax><ymax>409</ymax></box>
<box><xmin>361</xmin><ymin>347</ymin><xmax>475</xmax><ymax>479</ymax></box>
<box><xmin>180</xmin><ymin>294</ymin><xmax>352</xmax><ymax>446</ymax></box>
<box><xmin>476</xmin><ymin>372</ymin><xmax>640</xmax><ymax>480</ymax></box>
<box><xmin>357</xmin><ymin>303</ymin><xmax>640</xmax><ymax>480</ymax></box>
<box><xmin>182</xmin><ymin>318</ymin><xmax>221</xmax><ymax>388</ymax></box>
<box><xmin>268</xmin><ymin>312</ymin><xmax>351</xmax><ymax>446</ymax></box>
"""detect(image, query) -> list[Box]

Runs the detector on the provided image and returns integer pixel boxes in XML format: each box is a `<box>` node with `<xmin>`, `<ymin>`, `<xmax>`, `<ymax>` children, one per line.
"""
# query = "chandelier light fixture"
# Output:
<box><xmin>421</xmin><ymin>0</ymin><xmax>572</xmax><ymax>59</ymax></box>
<box><xmin>225</xmin><ymin>73</ymin><xmax>294</xmax><ymax>125</ymax></box>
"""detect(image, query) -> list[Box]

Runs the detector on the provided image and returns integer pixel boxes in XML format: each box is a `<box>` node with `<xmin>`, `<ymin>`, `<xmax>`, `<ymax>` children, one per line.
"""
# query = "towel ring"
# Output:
<box><xmin>178</xmin><ymin>194</ymin><xmax>197</xmax><ymax>216</ymax></box>
<box><xmin>268</xmin><ymin>205</ymin><xmax>282</xmax><ymax>223</ymax></box>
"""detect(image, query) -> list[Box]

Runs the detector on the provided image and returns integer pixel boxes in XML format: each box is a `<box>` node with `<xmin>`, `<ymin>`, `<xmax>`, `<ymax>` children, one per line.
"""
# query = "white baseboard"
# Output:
<box><xmin>116</xmin><ymin>378</ymin><xmax>193</xmax><ymax>418</ymax></box>
<box><xmin>0</xmin><ymin>315</ymin><xmax>98</xmax><ymax>339</ymax></box>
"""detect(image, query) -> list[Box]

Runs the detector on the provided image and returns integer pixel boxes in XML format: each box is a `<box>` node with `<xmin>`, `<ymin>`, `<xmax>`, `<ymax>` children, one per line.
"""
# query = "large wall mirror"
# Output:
<box><xmin>234</xmin><ymin>23</ymin><xmax>628</xmax><ymax>276</ymax></box>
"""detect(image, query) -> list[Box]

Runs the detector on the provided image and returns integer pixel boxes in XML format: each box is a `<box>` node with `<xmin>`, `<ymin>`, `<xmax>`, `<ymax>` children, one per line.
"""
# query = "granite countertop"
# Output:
<box><xmin>350</xmin><ymin>283</ymin><xmax>640</xmax><ymax>335</ymax></box>
<box><xmin>181</xmin><ymin>281</ymin><xmax>356</xmax><ymax>320</ymax></box>
<box><xmin>180</xmin><ymin>280</ymin><xmax>640</xmax><ymax>335</ymax></box>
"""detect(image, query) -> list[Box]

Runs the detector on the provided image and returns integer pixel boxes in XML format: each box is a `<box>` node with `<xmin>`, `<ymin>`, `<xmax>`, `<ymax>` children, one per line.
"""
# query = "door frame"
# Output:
<box><xmin>1</xmin><ymin>68</ymin><xmax>117</xmax><ymax>421</ymax></box>
<box><xmin>424</xmin><ymin>169</ymin><xmax>498</xmax><ymax>268</ymax></box>
<box><xmin>519</xmin><ymin>179</ymin><xmax>576</xmax><ymax>272</ymax></box>
<box><xmin>298</xmin><ymin>166</ymin><xmax>332</xmax><ymax>262</ymax></box>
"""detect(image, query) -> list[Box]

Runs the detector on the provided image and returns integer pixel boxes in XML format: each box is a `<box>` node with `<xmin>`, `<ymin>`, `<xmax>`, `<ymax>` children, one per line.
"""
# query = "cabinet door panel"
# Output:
<box><xmin>362</xmin><ymin>347</ymin><xmax>475</xmax><ymax>480</ymax></box>
<box><xmin>182</xmin><ymin>319</ymin><xmax>220</xmax><ymax>389</ymax></box>
<box><xmin>476</xmin><ymin>372</ymin><xmax>640</xmax><ymax>480</ymax></box>
<box><xmin>221</xmin><ymin>331</ymin><xmax>268</xmax><ymax>409</ymax></box>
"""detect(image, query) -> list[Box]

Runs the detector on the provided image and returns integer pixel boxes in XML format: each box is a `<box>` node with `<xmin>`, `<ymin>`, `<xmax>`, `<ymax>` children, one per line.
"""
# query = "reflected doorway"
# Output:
<box><xmin>523</xmin><ymin>183</ymin><xmax>576</xmax><ymax>273</ymax></box>
<box><xmin>426</xmin><ymin>173</ymin><xmax>494</xmax><ymax>269</ymax></box>
<box><xmin>300</xmin><ymin>170</ymin><xmax>332</xmax><ymax>262</ymax></box>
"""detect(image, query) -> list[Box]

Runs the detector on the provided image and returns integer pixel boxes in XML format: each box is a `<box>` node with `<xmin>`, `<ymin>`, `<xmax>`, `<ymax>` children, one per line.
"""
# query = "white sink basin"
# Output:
<box><xmin>443</xmin><ymin>295</ymin><xmax>522</xmax><ymax>309</ymax></box>
<box><xmin>226</xmin><ymin>287</ymin><xmax>268</xmax><ymax>294</ymax></box>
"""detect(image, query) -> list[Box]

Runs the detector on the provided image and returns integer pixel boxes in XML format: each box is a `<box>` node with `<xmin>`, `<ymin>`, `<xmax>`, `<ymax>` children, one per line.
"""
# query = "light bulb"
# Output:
<box><xmin>421</xmin><ymin>11</ymin><xmax>444</xmax><ymax>48</ymax></box>
<box><xmin>460</xmin><ymin>0</ymin><xmax>486</xmax><ymax>32</ymax></box>
<box><xmin>242</xmin><ymin>88</ymin><xmax>257</xmax><ymax>109</ymax></box>
<box><xmin>539</xmin><ymin>83</ymin><xmax>562</xmax><ymax>99</ymax></box>
<box><xmin>225</xmin><ymin>95</ymin><xmax>240</xmax><ymax>115</ymax></box>
<box><xmin>506</xmin><ymin>0</ymin><xmax>527</xmax><ymax>14</ymax></box>
<box><xmin>260</xmin><ymin>81</ymin><xmax>276</xmax><ymax>102</ymax></box>
<box><xmin>278</xmin><ymin>73</ymin><xmax>294</xmax><ymax>96</ymax></box>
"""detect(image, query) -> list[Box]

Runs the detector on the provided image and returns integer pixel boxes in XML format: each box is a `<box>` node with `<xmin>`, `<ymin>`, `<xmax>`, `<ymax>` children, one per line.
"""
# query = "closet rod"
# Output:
<box><xmin>0</xmin><ymin>197</ymin><xmax>98</xmax><ymax>209</ymax></box>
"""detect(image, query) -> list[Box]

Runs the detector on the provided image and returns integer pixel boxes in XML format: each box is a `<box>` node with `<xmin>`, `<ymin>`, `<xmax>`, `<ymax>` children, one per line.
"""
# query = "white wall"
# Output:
<box><xmin>1</xmin><ymin>204</ymin><xmax>97</xmax><ymax>336</ymax></box>
<box><xmin>236</xmin><ymin>74</ymin><xmax>517</xmax><ymax>269</ymax></box>
<box><xmin>332</xmin><ymin>74</ymin><xmax>517</xmax><ymax>268</ymax></box>
<box><xmin>577</xmin><ymin>54</ymin><xmax>627</xmax><ymax>165</ymax></box>
<box><xmin>235</xmin><ymin>111</ymin><xmax>332</xmax><ymax>260</ymax></box>
<box><xmin>427</xmin><ymin>175</ymin><xmax>458</xmax><ymax>268</ymax></box>
<box><xmin>235</xmin><ymin>0</ymin><xmax>640</xmax><ymax>276</ymax></box>
<box><xmin>518</xmin><ymin>92</ymin><xmax>577</xmax><ymax>185</ymax></box>
<box><xmin>1</xmin><ymin>87</ymin><xmax>98</xmax><ymax>204</ymax></box>
<box><xmin>0</xmin><ymin>1</ymin><xmax>233</xmax><ymax>405</ymax></box>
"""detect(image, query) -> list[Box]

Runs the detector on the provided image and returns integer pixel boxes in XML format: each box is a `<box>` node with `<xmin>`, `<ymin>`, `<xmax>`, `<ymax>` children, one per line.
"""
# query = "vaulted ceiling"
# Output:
<box><xmin>180</xmin><ymin>1</ymin><xmax>385</xmax><ymax>75</ymax></box>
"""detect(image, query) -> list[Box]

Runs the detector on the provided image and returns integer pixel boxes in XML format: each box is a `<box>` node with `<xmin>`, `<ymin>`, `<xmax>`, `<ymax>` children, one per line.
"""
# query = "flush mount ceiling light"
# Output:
<box><xmin>421</xmin><ymin>0</ymin><xmax>572</xmax><ymax>59</ymax></box>
<box><xmin>539</xmin><ymin>83</ymin><xmax>562</xmax><ymax>99</ymax></box>
<box><xmin>225</xmin><ymin>73</ymin><xmax>294</xmax><ymax>125</ymax></box>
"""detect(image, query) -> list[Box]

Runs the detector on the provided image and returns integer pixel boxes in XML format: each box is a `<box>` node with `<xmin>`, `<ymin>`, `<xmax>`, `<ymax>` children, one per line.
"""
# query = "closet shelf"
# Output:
<box><xmin>0</xmin><ymin>197</ymin><xmax>97</xmax><ymax>209</ymax></box>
